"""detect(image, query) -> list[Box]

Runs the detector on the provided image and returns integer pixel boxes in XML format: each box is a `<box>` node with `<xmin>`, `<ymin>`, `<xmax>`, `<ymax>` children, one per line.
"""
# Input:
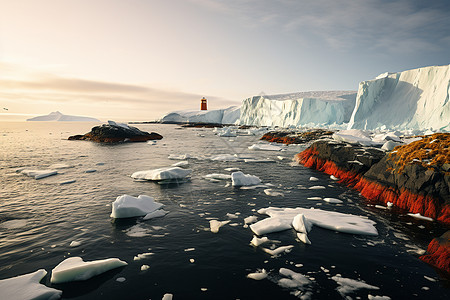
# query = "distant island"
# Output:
<box><xmin>27</xmin><ymin>111</ymin><xmax>100</xmax><ymax>122</ymax></box>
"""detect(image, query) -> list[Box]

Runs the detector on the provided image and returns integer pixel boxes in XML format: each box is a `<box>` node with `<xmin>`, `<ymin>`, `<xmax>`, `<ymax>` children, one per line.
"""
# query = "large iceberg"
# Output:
<box><xmin>238</xmin><ymin>91</ymin><xmax>356</xmax><ymax>127</ymax></box>
<box><xmin>348</xmin><ymin>64</ymin><xmax>450</xmax><ymax>131</ymax></box>
<box><xmin>27</xmin><ymin>111</ymin><xmax>100</xmax><ymax>122</ymax></box>
<box><xmin>159</xmin><ymin>106</ymin><xmax>240</xmax><ymax>124</ymax></box>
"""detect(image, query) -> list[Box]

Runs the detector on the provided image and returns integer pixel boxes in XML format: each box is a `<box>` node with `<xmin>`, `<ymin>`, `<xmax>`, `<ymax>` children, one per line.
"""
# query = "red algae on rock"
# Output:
<box><xmin>419</xmin><ymin>231</ymin><xmax>450</xmax><ymax>274</ymax></box>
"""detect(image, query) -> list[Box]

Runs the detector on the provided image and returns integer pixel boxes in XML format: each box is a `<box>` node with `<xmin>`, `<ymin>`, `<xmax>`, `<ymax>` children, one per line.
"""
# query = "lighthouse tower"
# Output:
<box><xmin>200</xmin><ymin>97</ymin><xmax>207</xmax><ymax>110</ymax></box>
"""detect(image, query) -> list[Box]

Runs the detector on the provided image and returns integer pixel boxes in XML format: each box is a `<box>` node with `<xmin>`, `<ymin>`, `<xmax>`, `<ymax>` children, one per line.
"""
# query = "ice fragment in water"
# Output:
<box><xmin>247</xmin><ymin>269</ymin><xmax>268</xmax><ymax>280</ymax></box>
<box><xmin>231</xmin><ymin>171</ymin><xmax>261</xmax><ymax>186</ymax></box>
<box><xmin>110</xmin><ymin>194</ymin><xmax>164</xmax><ymax>219</ymax></box>
<box><xmin>209</xmin><ymin>220</ymin><xmax>230</xmax><ymax>233</ymax></box>
<box><xmin>50</xmin><ymin>256</ymin><xmax>127</xmax><ymax>283</ymax></box>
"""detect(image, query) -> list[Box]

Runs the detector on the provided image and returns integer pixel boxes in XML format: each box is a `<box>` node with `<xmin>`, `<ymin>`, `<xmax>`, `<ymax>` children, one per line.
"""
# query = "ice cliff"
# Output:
<box><xmin>27</xmin><ymin>111</ymin><xmax>100</xmax><ymax>122</ymax></box>
<box><xmin>159</xmin><ymin>106</ymin><xmax>240</xmax><ymax>124</ymax></box>
<box><xmin>348</xmin><ymin>64</ymin><xmax>450</xmax><ymax>131</ymax></box>
<box><xmin>238</xmin><ymin>91</ymin><xmax>357</xmax><ymax>127</ymax></box>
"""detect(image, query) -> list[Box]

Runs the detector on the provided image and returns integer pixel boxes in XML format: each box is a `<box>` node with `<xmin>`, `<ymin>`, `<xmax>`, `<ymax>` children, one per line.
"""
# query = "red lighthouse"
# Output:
<box><xmin>200</xmin><ymin>97</ymin><xmax>207</xmax><ymax>110</ymax></box>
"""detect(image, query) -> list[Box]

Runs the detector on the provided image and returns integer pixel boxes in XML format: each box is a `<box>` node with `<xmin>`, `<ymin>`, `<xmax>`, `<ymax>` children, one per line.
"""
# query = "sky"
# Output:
<box><xmin>0</xmin><ymin>0</ymin><xmax>449</xmax><ymax>122</ymax></box>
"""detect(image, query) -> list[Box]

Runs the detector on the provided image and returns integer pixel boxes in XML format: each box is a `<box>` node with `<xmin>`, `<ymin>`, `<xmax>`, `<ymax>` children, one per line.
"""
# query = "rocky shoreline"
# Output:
<box><xmin>289</xmin><ymin>132</ymin><xmax>449</xmax><ymax>274</ymax></box>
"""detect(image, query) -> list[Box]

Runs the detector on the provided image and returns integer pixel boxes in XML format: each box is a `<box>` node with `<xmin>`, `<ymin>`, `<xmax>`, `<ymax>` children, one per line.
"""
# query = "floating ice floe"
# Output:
<box><xmin>330</xmin><ymin>175</ymin><xmax>339</xmax><ymax>181</ymax></box>
<box><xmin>0</xmin><ymin>269</ymin><xmax>62</xmax><ymax>300</ymax></box>
<box><xmin>143</xmin><ymin>209</ymin><xmax>168</xmax><ymax>220</ymax></box>
<box><xmin>133</xmin><ymin>252</ymin><xmax>154</xmax><ymax>261</ymax></box>
<box><xmin>407</xmin><ymin>213</ymin><xmax>434</xmax><ymax>222</ymax></box>
<box><xmin>231</xmin><ymin>171</ymin><xmax>261</xmax><ymax>187</ymax></box>
<box><xmin>244</xmin><ymin>158</ymin><xmax>276</xmax><ymax>163</ymax></box>
<box><xmin>209</xmin><ymin>220</ymin><xmax>230</xmax><ymax>233</ymax></box>
<box><xmin>110</xmin><ymin>195</ymin><xmax>165</xmax><ymax>219</ymax></box>
<box><xmin>264</xmin><ymin>189</ymin><xmax>284</xmax><ymax>197</ymax></box>
<box><xmin>70</xmin><ymin>241</ymin><xmax>81</xmax><ymax>247</ymax></box>
<box><xmin>262</xmin><ymin>245</ymin><xmax>294</xmax><ymax>256</ymax></box>
<box><xmin>131</xmin><ymin>167</ymin><xmax>192</xmax><ymax>181</ymax></box>
<box><xmin>250</xmin><ymin>236</ymin><xmax>269</xmax><ymax>247</ymax></box>
<box><xmin>224</xmin><ymin>167</ymin><xmax>240</xmax><ymax>172</ymax></box>
<box><xmin>247</xmin><ymin>269</ymin><xmax>268</xmax><ymax>280</ymax></box>
<box><xmin>323</xmin><ymin>197</ymin><xmax>343</xmax><ymax>204</ymax></box>
<box><xmin>332</xmin><ymin>275</ymin><xmax>379</xmax><ymax>298</ymax></box>
<box><xmin>210</xmin><ymin>154</ymin><xmax>242</xmax><ymax>162</ymax></box>
<box><xmin>250</xmin><ymin>207</ymin><xmax>378</xmax><ymax>237</ymax></box>
<box><xmin>168</xmin><ymin>154</ymin><xmax>190</xmax><ymax>160</ymax></box>
<box><xmin>204</xmin><ymin>173</ymin><xmax>232</xmax><ymax>181</ymax></box>
<box><xmin>50</xmin><ymin>256</ymin><xmax>127</xmax><ymax>284</ymax></box>
<box><xmin>60</xmin><ymin>179</ymin><xmax>76</xmax><ymax>185</ymax></box>
<box><xmin>20</xmin><ymin>169</ymin><xmax>58</xmax><ymax>179</ymax></box>
<box><xmin>171</xmin><ymin>160</ymin><xmax>189</xmax><ymax>167</ymax></box>
<box><xmin>309</xmin><ymin>176</ymin><xmax>319</xmax><ymax>181</ymax></box>
<box><xmin>244</xmin><ymin>216</ymin><xmax>258</xmax><ymax>225</ymax></box>
<box><xmin>308</xmin><ymin>185</ymin><xmax>326</xmax><ymax>190</ymax></box>
<box><xmin>248</xmin><ymin>143</ymin><xmax>283</xmax><ymax>151</ymax></box>
<box><xmin>278</xmin><ymin>268</ymin><xmax>312</xmax><ymax>289</ymax></box>
<box><xmin>217</xmin><ymin>127</ymin><xmax>237</xmax><ymax>137</ymax></box>
<box><xmin>162</xmin><ymin>293</ymin><xmax>174</xmax><ymax>300</ymax></box>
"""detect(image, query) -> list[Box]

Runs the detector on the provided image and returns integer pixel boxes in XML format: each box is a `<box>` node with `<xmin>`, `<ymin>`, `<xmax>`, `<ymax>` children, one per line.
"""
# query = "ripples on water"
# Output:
<box><xmin>0</xmin><ymin>122</ymin><xmax>449</xmax><ymax>299</ymax></box>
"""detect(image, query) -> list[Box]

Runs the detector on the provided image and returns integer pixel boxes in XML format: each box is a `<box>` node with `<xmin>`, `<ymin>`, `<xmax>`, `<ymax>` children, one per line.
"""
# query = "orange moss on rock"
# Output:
<box><xmin>389</xmin><ymin>133</ymin><xmax>450</xmax><ymax>174</ymax></box>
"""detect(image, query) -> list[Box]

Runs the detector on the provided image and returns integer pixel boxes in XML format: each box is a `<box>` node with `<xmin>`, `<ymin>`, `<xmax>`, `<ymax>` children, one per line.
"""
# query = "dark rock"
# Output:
<box><xmin>68</xmin><ymin>122</ymin><xmax>163</xmax><ymax>143</ymax></box>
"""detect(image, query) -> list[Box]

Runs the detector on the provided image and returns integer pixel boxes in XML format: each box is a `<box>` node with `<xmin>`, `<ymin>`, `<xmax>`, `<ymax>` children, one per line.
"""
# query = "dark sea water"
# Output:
<box><xmin>0</xmin><ymin>122</ymin><xmax>449</xmax><ymax>300</ymax></box>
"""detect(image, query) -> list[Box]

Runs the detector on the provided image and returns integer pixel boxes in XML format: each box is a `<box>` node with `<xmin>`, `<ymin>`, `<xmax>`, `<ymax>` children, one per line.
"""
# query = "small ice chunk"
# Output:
<box><xmin>244</xmin><ymin>216</ymin><xmax>258</xmax><ymax>224</ymax></box>
<box><xmin>210</xmin><ymin>154</ymin><xmax>241</xmax><ymax>161</ymax></box>
<box><xmin>0</xmin><ymin>269</ymin><xmax>62</xmax><ymax>300</ymax></box>
<box><xmin>307</xmin><ymin>197</ymin><xmax>322</xmax><ymax>200</ymax></box>
<box><xmin>116</xmin><ymin>277</ymin><xmax>126</xmax><ymax>282</ymax></box>
<box><xmin>50</xmin><ymin>256</ymin><xmax>128</xmax><ymax>283</ymax></box>
<box><xmin>424</xmin><ymin>275</ymin><xmax>437</xmax><ymax>282</ymax></box>
<box><xmin>131</xmin><ymin>167</ymin><xmax>192</xmax><ymax>181</ymax></box>
<box><xmin>184</xmin><ymin>248</ymin><xmax>195</xmax><ymax>252</ymax></box>
<box><xmin>224</xmin><ymin>167</ymin><xmax>240</xmax><ymax>172</ymax></box>
<box><xmin>387</xmin><ymin>202</ymin><xmax>394</xmax><ymax>208</ymax></box>
<box><xmin>209</xmin><ymin>220</ymin><xmax>230</xmax><ymax>233</ymax></box>
<box><xmin>141</xmin><ymin>265</ymin><xmax>150</xmax><ymax>271</ymax></box>
<box><xmin>171</xmin><ymin>160</ymin><xmax>189</xmax><ymax>167</ymax></box>
<box><xmin>189</xmin><ymin>258</ymin><xmax>195</xmax><ymax>263</ymax></box>
<box><xmin>247</xmin><ymin>269</ymin><xmax>267</xmax><ymax>280</ymax></box>
<box><xmin>226</xmin><ymin>213</ymin><xmax>239</xmax><ymax>219</ymax></box>
<box><xmin>70</xmin><ymin>241</ymin><xmax>81</xmax><ymax>247</ymax></box>
<box><xmin>323</xmin><ymin>197</ymin><xmax>343</xmax><ymax>204</ymax></box>
<box><xmin>204</xmin><ymin>173</ymin><xmax>232</xmax><ymax>180</ymax></box>
<box><xmin>262</xmin><ymin>245</ymin><xmax>294</xmax><ymax>256</ymax></box>
<box><xmin>133</xmin><ymin>252</ymin><xmax>154</xmax><ymax>260</ymax></box>
<box><xmin>264</xmin><ymin>189</ymin><xmax>284</xmax><ymax>197</ymax></box>
<box><xmin>309</xmin><ymin>185</ymin><xmax>326</xmax><ymax>190</ymax></box>
<box><xmin>231</xmin><ymin>171</ymin><xmax>261</xmax><ymax>187</ymax></box>
<box><xmin>250</xmin><ymin>236</ymin><xmax>269</xmax><ymax>247</ymax></box>
<box><xmin>110</xmin><ymin>195</ymin><xmax>163</xmax><ymax>219</ymax></box>
<box><xmin>330</xmin><ymin>175</ymin><xmax>339</xmax><ymax>181</ymax></box>
<box><xmin>407</xmin><ymin>213</ymin><xmax>434</xmax><ymax>221</ymax></box>
<box><xmin>162</xmin><ymin>293</ymin><xmax>173</xmax><ymax>300</ymax></box>
<box><xmin>278</xmin><ymin>268</ymin><xmax>311</xmax><ymax>288</ymax></box>
<box><xmin>309</xmin><ymin>176</ymin><xmax>319</xmax><ymax>181</ymax></box>
<box><xmin>248</xmin><ymin>143</ymin><xmax>283</xmax><ymax>151</ymax></box>
<box><xmin>332</xmin><ymin>275</ymin><xmax>379</xmax><ymax>297</ymax></box>
<box><xmin>168</xmin><ymin>154</ymin><xmax>190</xmax><ymax>160</ymax></box>
<box><xmin>85</xmin><ymin>169</ymin><xmax>97</xmax><ymax>173</ymax></box>
<box><xmin>21</xmin><ymin>169</ymin><xmax>57</xmax><ymax>179</ymax></box>
<box><xmin>368</xmin><ymin>295</ymin><xmax>392</xmax><ymax>300</ymax></box>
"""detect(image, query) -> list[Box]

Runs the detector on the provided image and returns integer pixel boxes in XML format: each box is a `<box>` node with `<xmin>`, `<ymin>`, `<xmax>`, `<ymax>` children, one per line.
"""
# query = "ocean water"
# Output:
<box><xmin>0</xmin><ymin>122</ymin><xmax>449</xmax><ymax>299</ymax></box>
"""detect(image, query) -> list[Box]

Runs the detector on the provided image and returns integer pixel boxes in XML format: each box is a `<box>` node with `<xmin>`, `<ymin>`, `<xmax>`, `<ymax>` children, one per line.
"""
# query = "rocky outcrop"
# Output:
<box><xmin>261</xmin><ymin>129</ymin><xmax>334</xmax><ymax>144</ymax></box>
<box><xmin>296</xmin><ymin>133</ymin><xmax>450</xmax><ymax>274</ymax></box>
<box><xmin>419</xmin><ymin>230</ymin><xmax>450</xmax><ymax>274</ymax></box>
<box><xmin>69</xmin><ymin>121</ymin><xmax>162</xmax><ymax>143</ymax></box>
<box><xmin>296</xmin><ymin>134</ymin><xmax>449</xmax><ymax>223</ymax></box>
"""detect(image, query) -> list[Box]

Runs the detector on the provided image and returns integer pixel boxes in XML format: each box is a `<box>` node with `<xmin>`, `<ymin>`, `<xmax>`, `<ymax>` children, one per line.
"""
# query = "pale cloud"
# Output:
<box><xmin>0</xmin><ymin>62</ymin><xmax>240</xmax><ymax>121</ymax></box>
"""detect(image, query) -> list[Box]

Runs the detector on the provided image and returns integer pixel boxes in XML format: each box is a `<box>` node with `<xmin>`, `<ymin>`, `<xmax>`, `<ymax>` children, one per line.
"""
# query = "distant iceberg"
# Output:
<box><xmin>27</xmin><ymin>111</ymin><xmax>100</xmax><ymax>122</ymax></box>
<box><xmin>159</xmin><ymin>106</ymin><xmax>240</xmax><ymax>124</ymax></box>
<box><xmin>348</xmin><ymin>64</ymin><xmax>450</xmax><ymax>131</ymax></box>
<box><xmin>238</xmin><ymin>91</ymin><xmax>357</xmax><ymax>127</ymax></box>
